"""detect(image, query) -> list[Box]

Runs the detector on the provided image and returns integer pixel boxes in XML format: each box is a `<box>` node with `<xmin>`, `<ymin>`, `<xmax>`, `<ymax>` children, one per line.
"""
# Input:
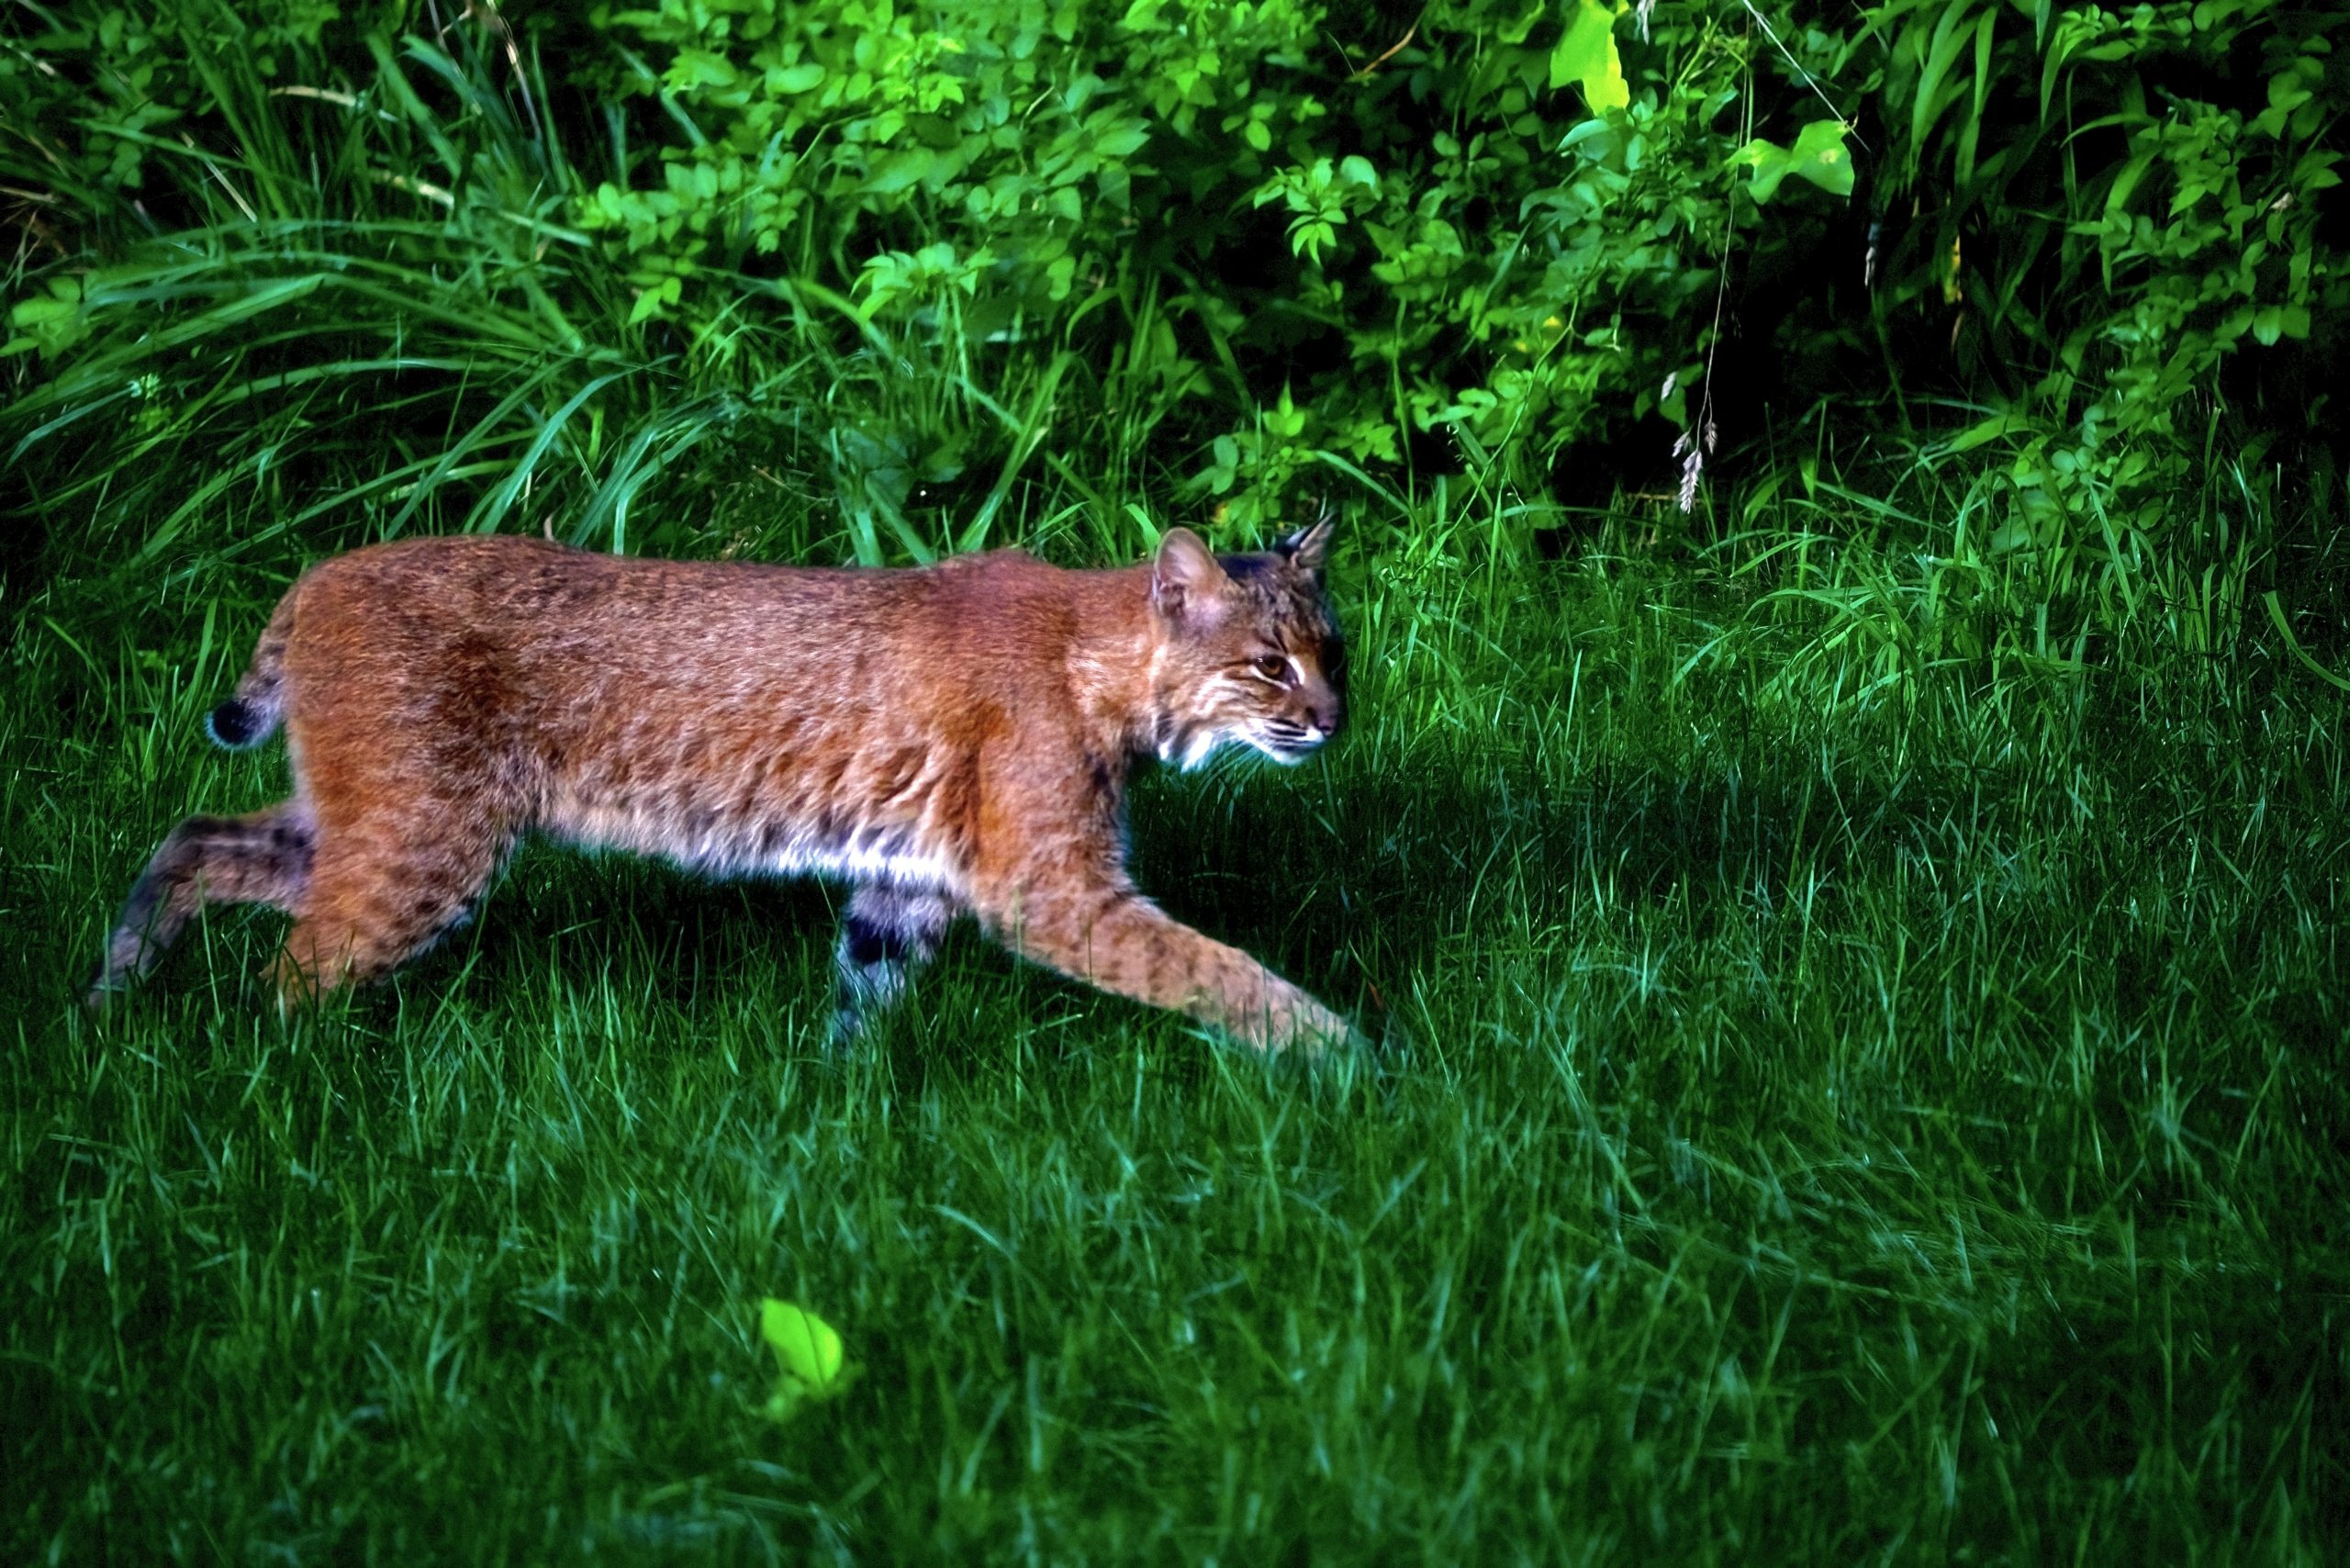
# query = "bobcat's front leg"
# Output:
<box><xmin>982</xmin><ymin>873</ymin><xmax>1350</xmax><ymax>1052</ymax></box>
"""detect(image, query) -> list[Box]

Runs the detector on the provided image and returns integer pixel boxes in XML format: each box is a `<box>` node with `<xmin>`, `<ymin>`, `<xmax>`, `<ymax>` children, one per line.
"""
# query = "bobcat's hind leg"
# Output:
<box><xmin>271</xmin><ymin>804</ymin><xmax>513</xmax><ymax>1001</ymax></box>
<box><xmin>834</xmin><ymin>883</ymin><xmax>959</xmax><ymax>1041</ymax></box>
<box><xmin>91</xmin><ymin>805</ymin><xmax>313</xmax><ymax>1003</ymax></box>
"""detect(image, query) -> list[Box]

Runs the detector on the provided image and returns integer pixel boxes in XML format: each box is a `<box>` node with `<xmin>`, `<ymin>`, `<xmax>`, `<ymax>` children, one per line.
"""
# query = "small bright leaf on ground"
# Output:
<box><xmin>759</xmin><ymin>1298</ymin><xmax>848</xmax><ymax>1420</ymax></box>
<box><xmin>1550</xmin><ymin>0</ymin><xmax>1628</xmax><ymax>114</ymax></box>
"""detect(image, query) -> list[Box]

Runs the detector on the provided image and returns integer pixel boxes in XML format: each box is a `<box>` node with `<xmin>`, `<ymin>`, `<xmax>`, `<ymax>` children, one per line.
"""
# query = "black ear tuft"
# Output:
<box><xmin>1275</xmin><ymin>510</ymin><xmax>1337</xmax><ymax>576</ymax></box>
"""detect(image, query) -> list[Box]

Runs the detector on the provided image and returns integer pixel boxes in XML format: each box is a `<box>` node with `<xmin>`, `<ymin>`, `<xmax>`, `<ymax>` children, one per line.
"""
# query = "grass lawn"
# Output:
<box><xmin>5</xmin><ymin>530</ymin><xmax>2345</xmax><ymax>1562</ymax></box>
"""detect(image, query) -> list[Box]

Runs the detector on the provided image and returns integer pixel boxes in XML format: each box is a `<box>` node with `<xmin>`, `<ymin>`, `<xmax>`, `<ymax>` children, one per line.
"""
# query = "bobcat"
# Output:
<box><xmin>91</xmin><ymin>522</ymin><xmax>1355</xmax><ymax>1049</ymax></box>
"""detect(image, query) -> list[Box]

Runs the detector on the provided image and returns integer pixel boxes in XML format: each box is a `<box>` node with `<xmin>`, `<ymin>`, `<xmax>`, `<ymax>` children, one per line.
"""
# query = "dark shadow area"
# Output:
<box><xmin>1127</xmin><ymin>751</ymin><xmax>1930</xmax><ymax>997</ymax></box>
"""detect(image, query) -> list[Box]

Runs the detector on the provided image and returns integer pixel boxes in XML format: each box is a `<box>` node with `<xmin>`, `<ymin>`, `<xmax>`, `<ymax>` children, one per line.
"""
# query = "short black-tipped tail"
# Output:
<box><xmin>205</xmin><ymin>583</ymin><xmax>297</xmax><ymax>751</ymax></box>
<box><xmin>205</xmin><ymin>699</ymin><xmax>268</xmax><ymax>749</ymax></box>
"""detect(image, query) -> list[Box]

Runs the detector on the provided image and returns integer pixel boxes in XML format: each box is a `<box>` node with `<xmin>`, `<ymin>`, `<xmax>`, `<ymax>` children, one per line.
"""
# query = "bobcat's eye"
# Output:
<box><xmin>1250</xmin><ymin>654</ymin><xmax>1292</xmax><ymax>683</ymax></box>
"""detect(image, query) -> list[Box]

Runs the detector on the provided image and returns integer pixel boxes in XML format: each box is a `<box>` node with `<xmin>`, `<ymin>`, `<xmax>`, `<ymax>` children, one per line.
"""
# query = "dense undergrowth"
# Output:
<box><xmin>6</xmin><ymin>0</ymin><xmax>2345</xmax><ymax>635</ymax></box>
<box><xmin>4</xmin><ymin>0</ymin><xmax>2348</xmax><ymax>1561</ymax></box>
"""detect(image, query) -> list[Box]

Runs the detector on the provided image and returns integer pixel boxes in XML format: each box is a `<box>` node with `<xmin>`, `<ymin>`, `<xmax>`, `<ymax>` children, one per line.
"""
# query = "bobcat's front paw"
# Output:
<box><xmin>1247</xmin><ymin>985</ymin><xmax>1363</xmax><ymax>1057</ymax></box>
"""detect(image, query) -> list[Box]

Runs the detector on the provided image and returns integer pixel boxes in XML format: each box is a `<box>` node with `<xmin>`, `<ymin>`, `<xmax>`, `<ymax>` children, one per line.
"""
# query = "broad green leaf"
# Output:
<box><xmin>761</xmin><ymin>1299</ymin><xmax>845</xmax><ymax>1393</ymax></box>
<box><xmin>1728</xmin><ymin>119</ymin><xmax>1855</xmax><ymax>203</ymax></box>
<box><xmin>1787</xmin><ymin>118</ymin><xmax>1856</xmax><ymax>197</ymax></box>
<box><xmin>668</xmin><ymin>48</ymin><xmax>737</xmax><ymax>92</ymax></box>
<box><xmin>2252</xmin><ymin>303</ymin><xmax>2311</xmax><ymax>345</ymax></box>
<box><xmin>1549</xmin><ymin>0</ymin><xmax>1628</xmax><ymax>115</ymax></box>
<box><xmin>866</xmin><ymin>150</ymin><xmax>935</xmax><ymax>195</ymax></box>
<box><xmin>1946</xmin><ymin>410</ymin><xmax>2025</xmax><ymax>454</ymax></box>
<box><xmin>10</xmin><ymin>295</ymin><xmax>79</xmax><ymax>328</ymax></box>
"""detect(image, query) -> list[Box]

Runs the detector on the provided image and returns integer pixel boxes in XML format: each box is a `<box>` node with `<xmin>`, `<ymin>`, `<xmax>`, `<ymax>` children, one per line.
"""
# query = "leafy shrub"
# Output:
<box><xmin>576</xmin><ymin>0</ymin><xmax>1861</xmax><ymax>534</ymax></box>
<box><xmin>6</xmin><ymin>0</ymin><xmax>2340</xmax><ymax>667</ymax></box>
<box><xmin>1847</xmin><ymin>0</ymin><xmax>2347</xmax><ymax>642</ymax></box>
<box><xmin>1</xmin><ymin>0</ymin><xmax>1861</xmax><ymax>558</ymax></box>
<box><xmin>0</xmin><ymin>0</ymin><xmax>397</xmax><ymax>235</ymax></box>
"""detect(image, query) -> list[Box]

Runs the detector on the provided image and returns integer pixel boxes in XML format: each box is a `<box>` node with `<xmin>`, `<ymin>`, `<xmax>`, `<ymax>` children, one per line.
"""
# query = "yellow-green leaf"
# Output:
<box><xmin>1549</xmin><ymin>0</ymin><xmax>1628</xmax><ymax>115</ymax></box>
<box><xmin>760</xmin><ymin>1298</ymin><xmax>845</xmax><ymax>1391</ymax></box>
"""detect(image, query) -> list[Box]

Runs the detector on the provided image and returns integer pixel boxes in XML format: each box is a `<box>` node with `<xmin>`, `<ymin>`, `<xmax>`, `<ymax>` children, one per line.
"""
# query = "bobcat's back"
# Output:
<box><xmin>273</xmin><ymin>536</ymin><xmax>1143</xmax><ymax>894</ymax></box>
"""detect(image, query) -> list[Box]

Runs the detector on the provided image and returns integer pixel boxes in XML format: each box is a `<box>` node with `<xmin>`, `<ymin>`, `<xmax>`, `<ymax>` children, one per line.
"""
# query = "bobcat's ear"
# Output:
<box><xmin>1275</xmin><ymin>513</ymin><xmax>1336</xmax><ymax>577</ymax></box>
<box><xmin>1150</xmin><ymin>528</ymin><xmax>1228</xmax><ymax>622</ymax></box>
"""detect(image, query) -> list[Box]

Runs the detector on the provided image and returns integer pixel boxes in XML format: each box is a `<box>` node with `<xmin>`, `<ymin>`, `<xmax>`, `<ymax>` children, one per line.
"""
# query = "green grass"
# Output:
<box><xmin>6</xmin><ymin>518</ymin><xmax>2345</xmax><ymax>1562</ymax></box>
<box><xmin>6</xmin><ymin>20</ymin><xmax>2346</xmax><ymax>1559</ymax></box>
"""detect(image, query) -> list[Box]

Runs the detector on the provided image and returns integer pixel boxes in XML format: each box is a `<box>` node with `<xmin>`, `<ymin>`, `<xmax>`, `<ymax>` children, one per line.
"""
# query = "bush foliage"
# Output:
<box><xmin>4</xmin><ymin>0</ymin><xmax>2343</xmax><ymax>645</ymax></box>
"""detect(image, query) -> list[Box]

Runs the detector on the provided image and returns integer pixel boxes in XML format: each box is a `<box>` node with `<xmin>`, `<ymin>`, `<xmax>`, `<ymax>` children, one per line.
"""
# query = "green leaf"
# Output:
<box><xmin>866</xmin><ymin>150</ymin><xmax>935</xmax><ymax>195</ymax></box>
<box><xmin>761</xmin><ymin>1299</ymin><xmax>845</xmax><ymax>1392</ymax></box>
<box><xmin>758</xmin><ymin>1298</ymin><xmax>851</xmax><ymax>1421</ymax></box>
<box><xmin>6</xmin><ymin>274</ymin><xmax>90</xmax><ymax>361</ymax></box>
<box><xmin>1728</xmin><ymin>119</ymin><xmax>1855</xmax><ymax>203</ymax></box>
<box><xmin>1786</xmin><ymin>119</ymin><xmax>1856</xmax><ymax>197</ymax></box>
<box><xmin>10</xmin><ymin>295</ymin><xmax>79</xmax><ymax>328</ymax></box>
<box><xmin>1549</xmin><ymin>0</ymin><xmax>1628</xmax><ymax>115</ymax></box>
<box><xmin>2251</xmin><ymin>304</ymin><xmax>2310</xmax><ymax>345</ymax></box>
<box><xmin>771</xmin><ymin>63</ymin><xmax>824</xmax><ymax>94</ymax></box>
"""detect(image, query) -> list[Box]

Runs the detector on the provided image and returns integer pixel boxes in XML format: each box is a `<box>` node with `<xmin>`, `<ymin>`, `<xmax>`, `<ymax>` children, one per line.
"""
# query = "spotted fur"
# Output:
<box><xmin>91</xmin><ymin>523</ymin><xmax>1353</xmax><ymax>1049</ymax></box>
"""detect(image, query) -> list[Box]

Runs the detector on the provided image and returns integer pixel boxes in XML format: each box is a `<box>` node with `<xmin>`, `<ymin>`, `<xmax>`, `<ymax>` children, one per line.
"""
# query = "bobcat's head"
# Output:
<box><xmin>1146</xmin><ymin>518</ymin><xmax>1346</xmax><ymax>769</ymax></box>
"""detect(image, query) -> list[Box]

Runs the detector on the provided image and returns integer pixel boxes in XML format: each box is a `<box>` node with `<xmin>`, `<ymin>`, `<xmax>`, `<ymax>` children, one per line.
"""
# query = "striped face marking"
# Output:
<box><xmin>1158</xmin><ymin>582</ymin><xmax>1342</xmax><ymax>763</ymax></box>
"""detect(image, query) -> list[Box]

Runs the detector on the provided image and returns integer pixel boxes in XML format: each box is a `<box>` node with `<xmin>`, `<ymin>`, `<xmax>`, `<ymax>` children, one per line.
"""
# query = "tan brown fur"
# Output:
<box><xmin>94</xmin><ymin>524</ymin><xmax>1354</xmax><ymax>1049</ymax></box>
